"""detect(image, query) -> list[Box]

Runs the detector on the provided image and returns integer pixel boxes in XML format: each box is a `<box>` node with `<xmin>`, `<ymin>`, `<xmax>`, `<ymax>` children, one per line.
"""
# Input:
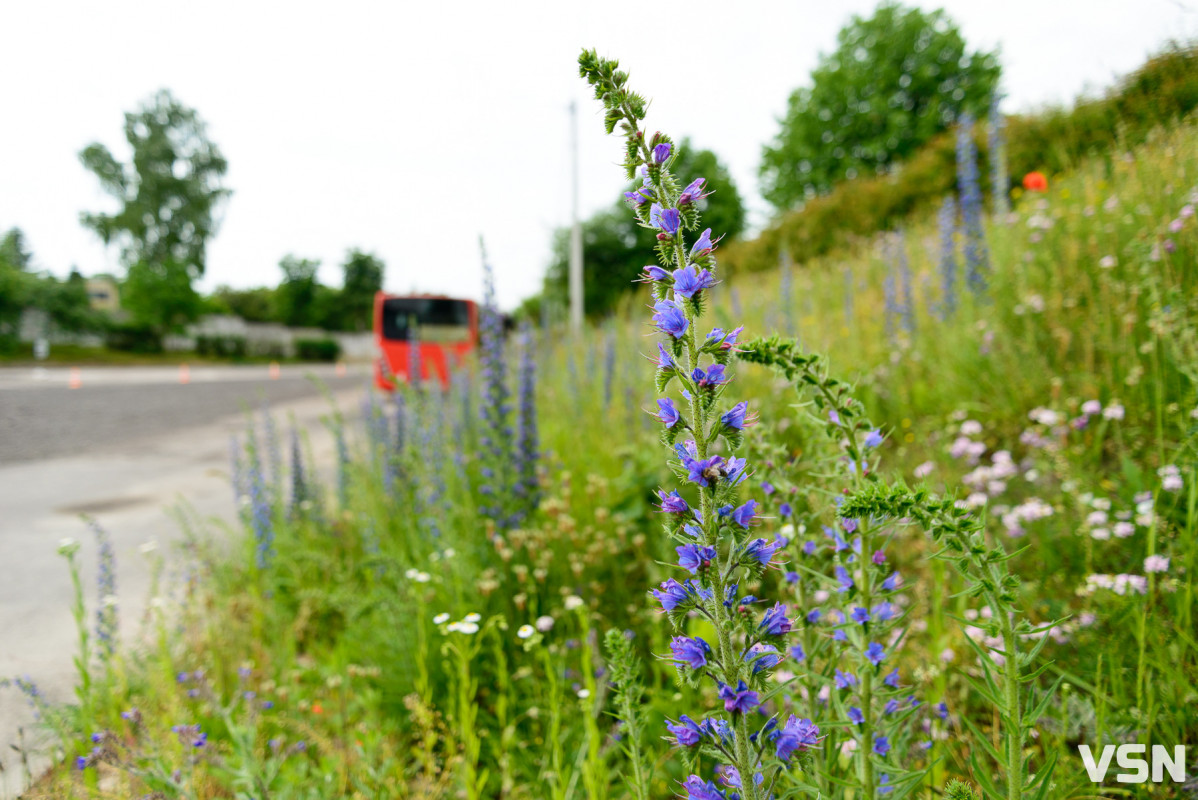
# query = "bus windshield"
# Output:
<box><xmin>380</xmin><ymin>297</ymin><xmax>472</xmax><ymax>343</ymax></box>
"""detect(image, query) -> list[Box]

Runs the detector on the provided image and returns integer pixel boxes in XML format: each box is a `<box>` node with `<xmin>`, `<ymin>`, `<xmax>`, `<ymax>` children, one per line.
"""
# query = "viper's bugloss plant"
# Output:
<box><xmin>289</xmin><ymin>426</ymin><xmax>309</xmax><ymax>519</ymax></box>
<box><xmin>580</xmin><ymin>49</ymin><xmax>818</xmax><ymax>799</ymax></box>
<box><xmin>738</xmin><ymin>338</ymin><xmax>1061</xmax><ymax>800</ymax></box>
<box><xmin>248</xmin><ymin>448</ymin><xmax>274</xmax><ymax>570</ymax></box>
<box><xmin>478</xmin><ymin>238</ymin><xmax>516</xmax><ymax>531</ymax></box>
<box><xmin>989</xmin><ymin>93</ymin><xmax>1009</xmax><ymax>217</ymax></box>
<box><xmin>938</xmin><ymin>195</ymin><xmax>959</xmax><ymax>318</ymax></box>
<box><xmin>889</xmin><ymin>230</ymin><xmax>915</xmax><ymax>335</ymax></box>
<box><xmin>89</xmin><ymin>517</ymin><xmax>118</xmax><ymax>663</ymax></box>
<box><xmin>514</xmin><ymin>321</ymin><xmax>540</xmax><ymax>521</ymax></box>
<box><xmin>955</xmin><ymin>112</ymin><xmax>989</xmax><ymax>295</ymax></box>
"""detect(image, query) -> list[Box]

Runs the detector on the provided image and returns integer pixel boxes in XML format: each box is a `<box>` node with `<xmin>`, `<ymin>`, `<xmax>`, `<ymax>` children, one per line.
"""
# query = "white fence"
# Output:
<box><xmin>166</xmin><ymin>316</ymin><xmax>375</xmax><ymax>361</ymax></box>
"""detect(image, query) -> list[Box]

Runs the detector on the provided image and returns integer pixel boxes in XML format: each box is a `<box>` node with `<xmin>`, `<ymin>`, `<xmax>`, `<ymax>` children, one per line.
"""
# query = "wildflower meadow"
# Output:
<box><xmin>5</xmin><ymin>45</ymin><xmax>1198</xmax><ymax>800</ymax></box>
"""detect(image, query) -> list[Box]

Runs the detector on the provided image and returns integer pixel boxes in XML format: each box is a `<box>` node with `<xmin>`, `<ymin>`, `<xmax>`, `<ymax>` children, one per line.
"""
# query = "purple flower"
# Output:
<box><xmin>644</xmin><ymin>264</ymin><xmax>671</xmax><ymax>282</ymax></box>
<box><xmin>884</xmin><ymin>699</ymin><xmax>900</xmax><ymax>715</ymax></box>
<box><xmin>652</xmin><ymin>143</ymin><xmax>672</xmax><ymax>164</ymax></box>
<box><xmin>834</xmin><ymin>668</ymin><xmax>857</xmax><ymax>689</ymax></box>
<box><xmin>759</xmin><ymin>602</ymin><xmax>792</xmax><ymax>636</ymax></box>
<box><xmin>790</xmin><ymin>643</ymin><xmax>806</xmax><ymax>662</ymax></box>
<box><xmin>718</xmin><ymin>680</ymin><xmax>759</xmax><ymax>714</ymax></box>
<box><xmin>850</xmin><ymin>607</ymin><xmax>870</xmax><ymax>624</ymax></box>
<box><xmin>873</xmin><ymin>601</ymin><xmax>895</xmax><ymax>622</ymax></box>
<box><xmin>706</xmin><ymin>325</ymin><xmax>744</xmax><ymax>351</ymax></box>
<box><xmin>936</xmin><ymin>702</ymin><xmax>949</xmax><ymax>719</ymax></box>
<box><xmin>883</xmin><ymin>668</ymin><xmax>901</xmax><ymax>688</ymax></box>
<box><xmin>874</xmin><ymin>735</ymin><xmax>890</xmax><ymax>756</ymax></box>
<box><xmin>847</xmin><ymin>706</ymin><xmax>864</xmax><ymax>724</ymax></box>
<box><xmin>882</xmin><ymin>572</ymin><xmax>901</xmax><ymax>591</ymax></box>
<box><xmin>835</xmin><ymin>565</ymin><xmax>854</xmax><ymax>592</ymax></box>
<box><xmin>670</xmin><ymin>636</ymin><xmax>712</xmax><ymax>669</ymax></box>
<box><xmin>666</xmin><ymin>716</ymin><xmax>704</xmax><ymax>747</ymax></box>
<box><xmin>623</xmin><ymin>187</ymin><xmax>654</xmax><ymax>206</ymax></box>
<box><xmin>779</xmin><ymin>502</ymin><xmax>792</xmax><ymax>517</ymax></box>
<box><xmin>842</xmin><ymin>517</ymin><xmax>859</xmax><ymax>534</ymax></box>
<box><xmin>651</xmin><ymin>578</ymin><xmax>691</xmax><ymax>611</ymax></box>
<box><xmin>806</xmin><ymin>608</ymin><xmax>822</xmax><ymax>623</ymax></box>
<box><xmin>691</xmin><ymin>228</ymin><xmax>715</xmax><ymax>258</ymax></box>
<box><xmin>656</xmin><ymin>489</ymin><xmax>689</xmax><ymax>515</ymax></box>
<box><xmin>803</xmin><ymin>540</ymin><xmax>817</xmax><ymax>555</ymax></box>
<box><xmin>681</xmin><ymin>775</ymin><xmax>725</xmax><ymax>800</ymax></box>
<box><xmin>872</xmin><ymin>550</ymin><xmax>887</xmax><ymax>565</ymax></box>
<box><xmin>673</xmin><ymin>264</ymin><xmax>716</xmax><ymax>298</ymax></box>
<box><xmin>678</xmin><ymin>177</ymin><xmax>711</xmax><ymax>205</ymax></box>
<box><xmin>724</xmin><ymin>456</ymin><xmax>748</xmax><ymax>485</ymax></box>
<box><xmin>652</xmin><ymin>300</ymin><xmax>689</xmax><ymax>339</ymax></box>
<box><xmin>692</xmin><ymin>363</ymin><xmax>728</xmax><ymax>388</ymax></box>
<box><xmin>649</xmin><ymin>203</ymin><xmax>681</xmax><ymax>235</ymax></box>
<box><xmin>785</xmin><ymin>570</ymin><xmax>800</xmax><ymax>583</ymax></box>
<box><xmin>676</xmin><ymin>543</ymin><xmax>716</xmax><ymax>574</ymax></box>
<box><xmin>685</xmin><ymin>455</ymin><xmax>724</xmax><ymax>487</ymax></box>
<box><xmin>742</xmin><ymin>537</ymin><xmax>779</xmax><ymax>567</ymax></box>
<box><xmin>731</xmin><ymin>499</ymin><xmax>758</xmax><ymax>529</ymax></box>
<box><xmin>657</xmin><ymin>398</ymin><xmax>681</xmax><ymax>428</ymax></box>
<box><xmin>866</xmin><ymin>642</ymin><xmax>886</xmax><ymax>665</ymax></box>
<box><xmin>721</xmin><ymin>401</ymin><xmax>749</xmax><ymax>430</ymax></box>
<box><xmin>746</xmin><ymin>642</ymin><xmax>783</xmax><ymax>673</ymax></box>
<box><xmin>864</xmin><ymin>429</ymin><xmax>884</xmax><ymax>448</ymax></box>
<box><xmin>657</xmin><ymin>342</ymin><xmax>675</xmax><ymax>369</ymax></box>
<box><xmin>772</xmin><ymin>715</ymin><xmax>819</xmax><ymax>760</ymax></box>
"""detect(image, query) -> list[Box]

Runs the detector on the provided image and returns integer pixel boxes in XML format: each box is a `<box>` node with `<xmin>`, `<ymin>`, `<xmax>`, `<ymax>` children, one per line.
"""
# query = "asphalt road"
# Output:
<box><xmin>0</xmin><ymin>364</ymin><xmax>370</xmax><ymax>798</ymax></box>
<box><xmin>0</xmin><ymin>364</ymin><xmax>368</xmax><ymax>464</ymax></box>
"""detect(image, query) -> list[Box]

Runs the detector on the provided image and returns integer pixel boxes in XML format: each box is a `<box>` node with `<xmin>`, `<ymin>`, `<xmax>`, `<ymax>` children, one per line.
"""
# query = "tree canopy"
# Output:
<box><xmin>759</xmin><ymin>2</ymin><xmax>1000</xmax><ymax>211</ymax></box>
<box><xmin>79</xmin><ymin>89</ymin><xmax>230</xmax><ymax>332</ymax></box>
<box><xmin>275</xmin><ymin>255</ymin><xmax>322</xmax><ymax>328</ymax></box>
<box><xmin>339</xmin><ymin>249</ymin><xmax>385</xmax><ymax>331</ymax></box>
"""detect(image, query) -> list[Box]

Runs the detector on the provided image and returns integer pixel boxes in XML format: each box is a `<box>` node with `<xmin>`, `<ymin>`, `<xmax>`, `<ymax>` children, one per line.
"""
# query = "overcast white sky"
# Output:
<box><xmin>1</xmin><ymin>1</ymin><xmax>1193</xmax><ymax>309</ymax></box>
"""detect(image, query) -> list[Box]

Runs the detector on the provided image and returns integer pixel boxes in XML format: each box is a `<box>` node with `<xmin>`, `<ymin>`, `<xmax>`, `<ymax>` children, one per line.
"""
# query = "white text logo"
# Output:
<box><xmin>1078</xmin><ymin>745</ymin><xmax>1186</xmax><ymax>783</ymax></box>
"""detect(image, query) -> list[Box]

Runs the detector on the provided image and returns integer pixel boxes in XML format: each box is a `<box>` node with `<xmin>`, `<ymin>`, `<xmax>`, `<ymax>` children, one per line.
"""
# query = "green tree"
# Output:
<box><xmin>0</xmin><ymin>228</ymin><xmax>31</xmax><ymax>349</ymax></box>
<box><xmin>210</xmin><ymin>285</ymin><xmax>277</xmax><ymax>323</ymax></box>
<box><xmin>0</xmin><ymin>228</ymin><xmax>32</xmax><ymax>271</ymax></box>
<box><xmin>543</xmin><ymin>140</ymin><xmax>745</xmax><ymax>317</ymax></box>
<box><xmin>338</xmin><ymin>249</ymin><xmax>385</xmax><ymax>331</ymax></box>
<box><xmin>24</xmin><ymin>270</ymin><xmax>104</xmax><ymax>335</ymax></box>
<box><xmin>79</xmin><ymin>89</ymin><xmax>230</xmax><ymax>333</ymax></box>
<box><xmin>760</xmin><ymin>2</ymin><xmax>1000</xmax><ymax>210</ymax></box>
<box><xmin>275</xmin><ymin>255</ymin><xmax>321</xmax><ymax>328</ymax></box>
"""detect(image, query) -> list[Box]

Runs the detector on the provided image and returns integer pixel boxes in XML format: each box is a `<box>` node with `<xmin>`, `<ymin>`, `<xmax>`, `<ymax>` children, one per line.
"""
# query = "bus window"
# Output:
<box><xmin>381</xmin><ymin>298</ymin><xmax>472</xmax><ymax>343</ymax></box>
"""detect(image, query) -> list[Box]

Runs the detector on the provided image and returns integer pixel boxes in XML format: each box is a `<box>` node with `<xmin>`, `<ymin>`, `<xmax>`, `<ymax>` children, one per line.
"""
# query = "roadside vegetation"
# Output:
<box><xmin>4</xmin><ymin>12</ymin><xmax>1197</xmax><ymax>800</ymax></box>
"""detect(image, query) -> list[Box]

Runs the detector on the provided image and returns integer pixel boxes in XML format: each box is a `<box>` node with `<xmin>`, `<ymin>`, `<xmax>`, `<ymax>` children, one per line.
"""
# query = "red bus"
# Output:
<box><xmin>373</xmin><ymin>292</ymin><xmax>479</xmax><ymax>390</ymax></box>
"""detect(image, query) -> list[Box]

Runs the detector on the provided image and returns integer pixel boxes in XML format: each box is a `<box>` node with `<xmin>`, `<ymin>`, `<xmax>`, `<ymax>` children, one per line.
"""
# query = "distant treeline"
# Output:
<box><xmin>721</xmin><ymin>43</ymin><xmax>1198</xmax><ymax>274</ymax></box>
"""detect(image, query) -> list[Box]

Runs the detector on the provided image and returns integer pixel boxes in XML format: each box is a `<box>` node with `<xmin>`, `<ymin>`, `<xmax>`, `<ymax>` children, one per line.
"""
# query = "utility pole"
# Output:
<box><xmin>569</xmin><ymin>100</ymin><xmax>584</xmax><ymax>332</ymax></box>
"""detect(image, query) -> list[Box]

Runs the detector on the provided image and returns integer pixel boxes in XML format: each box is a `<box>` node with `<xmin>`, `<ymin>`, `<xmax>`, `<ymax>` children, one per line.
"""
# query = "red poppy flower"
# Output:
<box><xmin>1023</xmin><ymin>171</ymin><xmax>1048</xmax><ymax>192</ymax></box>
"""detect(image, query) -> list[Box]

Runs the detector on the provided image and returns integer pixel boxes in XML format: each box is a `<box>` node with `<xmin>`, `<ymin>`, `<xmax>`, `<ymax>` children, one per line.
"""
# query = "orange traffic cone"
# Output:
<box><xmin>179</xmin><ymin>363</ymin><xmax>190</xmax><ymax>384</ymax></box>
<box><xmin>68</xmin><ymin>367</ymin><xmax>82</xmax><ymax>390</ymax></box>
<box><xmin>269</xmin><ymin>361</ymin><xmax>281</xmax><ymax>380</ymax></box>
